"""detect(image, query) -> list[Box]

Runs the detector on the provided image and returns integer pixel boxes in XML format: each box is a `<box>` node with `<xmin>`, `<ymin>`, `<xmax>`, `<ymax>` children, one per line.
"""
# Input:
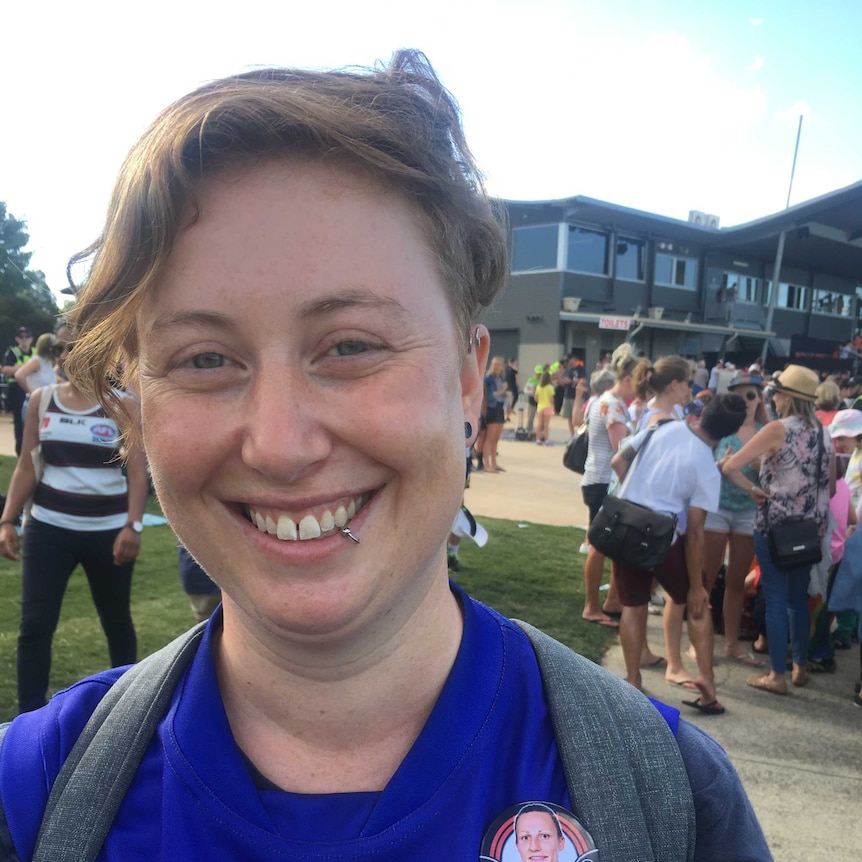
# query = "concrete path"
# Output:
<box><xmin>3</xmin><ymin>413</ymin><xmax>858</xmax><ymax>859</ymax></box>
<box><xmin>467</xmin><ymin>423</ymin><xmax>861</xmax><ymax>862</ymax></box>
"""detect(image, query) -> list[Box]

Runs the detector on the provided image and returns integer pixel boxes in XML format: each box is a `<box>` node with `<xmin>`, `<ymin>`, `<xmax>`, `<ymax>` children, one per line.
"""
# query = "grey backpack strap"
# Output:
<box><xmin>514</xmin><ymin>620</ymin><xmax>695</xmax><ymax>862</ymax></box>
<box><xmin>0</xmin><ymin>723</ymin><xmax>22</xmax><ymax>862</ymax></box>
<box><xmin>32</xmin><ymin>622</ymin><xmax>207</xmax><ymax>862</ymax></box>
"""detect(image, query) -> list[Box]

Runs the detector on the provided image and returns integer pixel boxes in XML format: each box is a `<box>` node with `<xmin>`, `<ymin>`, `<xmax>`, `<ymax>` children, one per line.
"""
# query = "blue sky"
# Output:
<box><xmin>2</xmin><ymin>0</ymin><xmax>860</xmax><ymax>298</ymax></box>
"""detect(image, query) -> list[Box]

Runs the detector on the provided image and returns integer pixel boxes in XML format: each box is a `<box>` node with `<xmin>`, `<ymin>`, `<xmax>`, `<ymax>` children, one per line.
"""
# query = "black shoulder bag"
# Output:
<box><xmin>563</xmin><ymin>405</ymin><xmax>589</xmax><ymax>474</ymax></box>
<box><xmin>766</xmin><ymin>425</ymin><xmax>824</xmax><ymax>569</ymax></box>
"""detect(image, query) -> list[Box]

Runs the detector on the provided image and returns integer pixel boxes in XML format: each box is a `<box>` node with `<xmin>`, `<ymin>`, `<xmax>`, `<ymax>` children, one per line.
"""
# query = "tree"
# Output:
<box><xmin>0</xmin><ymin>202</ymin><xmax>59</xmax><ymax>347</ymax></box>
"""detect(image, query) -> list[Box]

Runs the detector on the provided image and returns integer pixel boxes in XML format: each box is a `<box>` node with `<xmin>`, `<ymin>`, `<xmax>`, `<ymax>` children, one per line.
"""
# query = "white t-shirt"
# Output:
<box><xmin>620</xmin><ymin>422</ymin><xmax>721</xmax><ymax>535</ymax></box>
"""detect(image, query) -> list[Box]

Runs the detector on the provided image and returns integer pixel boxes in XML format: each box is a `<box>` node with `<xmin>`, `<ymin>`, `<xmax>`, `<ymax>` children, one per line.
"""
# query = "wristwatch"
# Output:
<box><xmin>125</xmin><ymin>520</ymin><xmax>144</xmax><ymax>534</ymax></box>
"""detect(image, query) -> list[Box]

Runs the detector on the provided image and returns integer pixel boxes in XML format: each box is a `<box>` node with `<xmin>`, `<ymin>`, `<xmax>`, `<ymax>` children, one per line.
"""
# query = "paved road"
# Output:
<box><xmin>3</xmin><ymin>413</ymin><xmax>859</xmax><ymax>859</ymax></box>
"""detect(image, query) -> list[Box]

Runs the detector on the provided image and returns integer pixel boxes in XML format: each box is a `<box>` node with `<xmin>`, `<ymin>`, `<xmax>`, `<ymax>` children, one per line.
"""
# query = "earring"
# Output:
<box><xmin>464</xmin><ymin>421</ymin><xmax>473</xmax><ymax>439</ymax></box>
<box><xmin>467</xmin><ymin>327</ymin><xmax>481</xmax><ymax>355</ymax></box>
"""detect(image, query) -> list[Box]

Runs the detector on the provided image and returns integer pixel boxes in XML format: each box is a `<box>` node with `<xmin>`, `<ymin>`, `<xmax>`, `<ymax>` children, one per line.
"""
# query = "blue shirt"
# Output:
<box><xmin>1</xmin><ymin>587</ymin><xmax>770</xmax><ymax>860</ymax></box>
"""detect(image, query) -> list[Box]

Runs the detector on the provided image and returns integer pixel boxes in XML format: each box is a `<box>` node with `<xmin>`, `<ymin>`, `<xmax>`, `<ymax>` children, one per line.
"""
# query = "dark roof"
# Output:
<box><xmin>712</xmin><ymin>180</ymin><xmax>862</xmax><ymax>281</ymax></box>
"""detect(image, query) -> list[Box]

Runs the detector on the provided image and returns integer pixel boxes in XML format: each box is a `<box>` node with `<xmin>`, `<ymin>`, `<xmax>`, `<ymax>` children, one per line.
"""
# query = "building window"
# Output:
<box><xmin>721</xmin><ymin>272</ymin><xmax>761</xmax><ymax>303</ymax></box>
<box><xmin>812</xmin><ymin>289</ymin><xmax>851</xmax><ymax>317</ymax></box>
<box><xmin>764</xmin><ymin>281</ymin><xmax>808</xmax><ymax>310</ymax></box>
<box><xmin>566</xmin><ymin>226</ymin><xmax>608</xmax><ymax>275</ymax></box>
<box><xmin>615</xmin><ymin>237</ymin><xmax>645</xmax><ymax>281</ymax></box>
<box><xmin>655</xmin><ymin>252</ymin><xmax>698</xmax><ymax>289</ymax></box>
<box><xmin>511</xmin><ymin>225</ymin><xmax>560</xmax><ymax>272</ymax></box>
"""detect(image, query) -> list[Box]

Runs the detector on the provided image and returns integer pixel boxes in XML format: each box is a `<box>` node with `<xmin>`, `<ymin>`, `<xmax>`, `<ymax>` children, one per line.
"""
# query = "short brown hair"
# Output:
<box><xmin>67</xmin><ymin>50</ymin><xmax>508</xmax><ymax>410</ymax></box>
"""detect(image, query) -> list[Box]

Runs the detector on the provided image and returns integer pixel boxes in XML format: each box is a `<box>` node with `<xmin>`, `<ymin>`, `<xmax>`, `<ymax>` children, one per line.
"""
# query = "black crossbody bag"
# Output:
<box><xmin>766</xmin><ymin>425</ymin><xmax>824</xmax><ymax>569</ymax></box>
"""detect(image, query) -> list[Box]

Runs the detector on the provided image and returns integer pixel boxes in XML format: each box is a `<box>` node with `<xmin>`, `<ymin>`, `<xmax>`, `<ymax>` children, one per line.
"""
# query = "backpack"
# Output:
<box><xmin>0</xmin><ymin>622</ymin><xmax>695</xmax><ymax>862</ymax></box>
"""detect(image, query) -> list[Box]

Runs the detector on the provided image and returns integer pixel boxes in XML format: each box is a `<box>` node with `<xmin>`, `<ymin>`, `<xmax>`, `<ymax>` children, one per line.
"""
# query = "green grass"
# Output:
<box><xmin>0</xmin><ymin>455</ymin><xmax>616</xmax><ymax>720</ymax></box>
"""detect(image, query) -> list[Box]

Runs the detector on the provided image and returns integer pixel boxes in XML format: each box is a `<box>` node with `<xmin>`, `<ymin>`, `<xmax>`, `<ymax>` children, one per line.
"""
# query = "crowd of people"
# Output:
<box><xmin>467</xmin><ymin>341</ymin><xmax>861</xmax><ymax>715</ymax></box>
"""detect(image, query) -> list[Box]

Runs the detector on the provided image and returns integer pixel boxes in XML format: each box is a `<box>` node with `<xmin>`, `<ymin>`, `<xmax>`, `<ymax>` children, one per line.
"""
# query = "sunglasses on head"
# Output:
<box><xmin>50</xmin><ymin>342</ymin><xmax>73</xmax><ymax>358</ymax></box>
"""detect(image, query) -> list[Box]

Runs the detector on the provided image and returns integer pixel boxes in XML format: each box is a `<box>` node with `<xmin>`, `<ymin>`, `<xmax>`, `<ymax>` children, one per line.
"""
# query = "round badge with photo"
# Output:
<box><xmin>479</xmin><ymin>801</ymin><xmax>598</xmax><ymax>862</ymax></box>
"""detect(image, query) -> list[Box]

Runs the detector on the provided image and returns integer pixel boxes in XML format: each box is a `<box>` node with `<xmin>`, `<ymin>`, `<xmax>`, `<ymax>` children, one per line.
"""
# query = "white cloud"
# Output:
<box><xmin>750</xmin><ymin>18</ymin><xmax>764</xmax><ymax>26</ymax></box>
<box><xmin>750</xmin><ymin>55</ymin><xmax>766</xmax><ymax>72</ymax></box>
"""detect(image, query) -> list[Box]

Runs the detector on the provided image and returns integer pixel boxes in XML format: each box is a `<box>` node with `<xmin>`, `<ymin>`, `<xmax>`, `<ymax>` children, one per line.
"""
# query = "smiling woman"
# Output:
<box><xmin>0</xmin><ymin>51</ymin><xmax>770</xmax><ymax>862</ymax></box>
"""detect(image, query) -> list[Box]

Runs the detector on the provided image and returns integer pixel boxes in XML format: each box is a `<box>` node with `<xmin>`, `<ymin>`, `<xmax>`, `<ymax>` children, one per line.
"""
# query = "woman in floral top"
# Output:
<box><xmin>722</xmin><ymin>365</ymin><xmax>835</xmax><ymax>695</ymax></box>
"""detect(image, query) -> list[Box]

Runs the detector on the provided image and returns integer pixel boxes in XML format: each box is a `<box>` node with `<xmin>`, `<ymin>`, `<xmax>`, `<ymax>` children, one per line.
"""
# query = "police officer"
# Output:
<box><xmin>2</xmin><ymin>326</ymin><xmax>35</xmax><ymax>455</ymax></box>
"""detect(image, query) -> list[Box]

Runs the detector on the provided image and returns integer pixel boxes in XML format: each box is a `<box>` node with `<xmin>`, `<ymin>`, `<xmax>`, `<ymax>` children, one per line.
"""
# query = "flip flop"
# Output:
<box><xmin>682</xmin><ymin>697</ymin><xmax>725</xmax><ymax>716</ymax></box>
<box><xmin>601</xmin><ymin>609</ymin><xmax>622</xmax><ymax>620</ymax></box>
<box><xmin>666</xmin><ymin>679</ymin><xmax>700</xmax><ymax>692</ymax></box>
<box><xmin>728</xmin><ymin>653</ymin><xmax>765</xmax><ymax>668</ymax></box>
<box><xmin>639</xmin><ymin>656</ymin><xmax>666</xmax><ymax>669</ymax></box>
<box><xmin>583</xmin><ymin>616</ymin><xmax>619</xmax><ymax>628</ymax></box>
<box><xmin>746</xmin><ymin>674</ymin><xmax>787</xmax><ymax>696</ymax></box>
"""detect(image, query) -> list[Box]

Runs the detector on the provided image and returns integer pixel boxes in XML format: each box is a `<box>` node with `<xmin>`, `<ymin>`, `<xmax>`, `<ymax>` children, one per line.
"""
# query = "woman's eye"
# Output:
<box><xmin>190</xmin><ymin>352</ymin><xmax>225</xmax><ymax>369</ymax></box>
<box><xmin>329</xmin><ymin>340</ymin><xmax>372</xmax><ymax>357</ymax></box>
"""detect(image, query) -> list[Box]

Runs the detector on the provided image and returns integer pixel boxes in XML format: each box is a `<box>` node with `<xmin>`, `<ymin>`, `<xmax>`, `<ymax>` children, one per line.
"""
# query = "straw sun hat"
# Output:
<box><xmin>773</xmin><ymin>364</ymin><xmax>819</xmax><ymax>403</ymax></box>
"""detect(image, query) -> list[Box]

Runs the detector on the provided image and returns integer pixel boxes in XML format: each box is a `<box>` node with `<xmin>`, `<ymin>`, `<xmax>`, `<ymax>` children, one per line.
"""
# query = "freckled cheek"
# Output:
<box><xmin>141</xmin><ymin>393</ymin><xmax>231</xmax><ymax>486</ymax></box>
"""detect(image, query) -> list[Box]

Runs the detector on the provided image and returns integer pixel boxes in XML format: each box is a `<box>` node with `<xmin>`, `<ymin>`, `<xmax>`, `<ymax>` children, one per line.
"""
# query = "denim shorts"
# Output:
<box><xmin>704</xmin><ymin>506</ymin><xmax>756</xmax><ymax>536</ymax></box>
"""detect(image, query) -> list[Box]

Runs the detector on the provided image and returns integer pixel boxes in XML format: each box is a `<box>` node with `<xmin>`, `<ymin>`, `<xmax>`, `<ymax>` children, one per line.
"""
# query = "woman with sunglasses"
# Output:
<box><xmin>702</xmin><ymin>372</ymin><xmax>768</xmax><ymax>667</ymax></box>
<box><xmin>0</xmin><ymin>324</ymin><xmax>149</xmax><ymax>713</ymax></box>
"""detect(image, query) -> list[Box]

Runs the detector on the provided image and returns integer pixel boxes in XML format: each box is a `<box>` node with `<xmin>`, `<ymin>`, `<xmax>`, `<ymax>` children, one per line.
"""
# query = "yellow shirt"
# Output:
<box><xmin>536</xmin><ymin>383</ymin><xmax>555</xmax><ymax>412</ymax></box>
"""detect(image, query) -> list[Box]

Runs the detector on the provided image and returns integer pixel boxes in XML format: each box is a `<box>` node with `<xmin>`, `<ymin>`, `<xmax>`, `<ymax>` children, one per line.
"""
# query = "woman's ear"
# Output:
<box><xmin>461</xmin><ymin>324</ymin><xmax>489</xmax><ymax>421</ymax></box>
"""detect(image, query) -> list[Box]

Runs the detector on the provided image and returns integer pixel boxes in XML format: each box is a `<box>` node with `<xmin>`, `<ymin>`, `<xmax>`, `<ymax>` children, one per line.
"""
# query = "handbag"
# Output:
<box><xmin>765</xmin><ymin>425</ymin><xmax>824</xmax><ymax>569</ymax></box>
<box><xmin>563</xmin><ymin>419</ymin><xmax>589</xmax><ymax>474</ymax></box>
<box><xmin>767</xmin><ymin>518</ymin><xmax>822</xmax><ymax>569</ymax></box>
<box><xmin>588</xmin><ymin>422</ymin><xmax>677</xmax><ymax>570</ymax></box>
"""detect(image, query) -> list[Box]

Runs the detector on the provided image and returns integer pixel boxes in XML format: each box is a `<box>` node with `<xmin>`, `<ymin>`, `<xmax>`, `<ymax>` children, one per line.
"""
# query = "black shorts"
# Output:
<box><xmin>581</xmin><ymin>483</ymin><xmax>609</xmax><ymax>524</ymax></box>
<box><xmin>485</xmin><ymin>404</ymin><xmax>505</xmax><ymax>424</ymax></box>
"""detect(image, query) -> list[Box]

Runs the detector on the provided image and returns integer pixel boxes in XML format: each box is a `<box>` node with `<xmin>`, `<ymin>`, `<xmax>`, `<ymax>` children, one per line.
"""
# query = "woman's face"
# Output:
<box><xmin>832</xmin><ymin>436</ymin><xmax>857</xmax><ymax>456</ymax></box>
<box><xmin>670</xmin><ymin>374</ymin><xmax>693</xmax><ymax>406</ymax></box>
<box><xmin>616</xmin><ymin>372</ymin><xmax>635</xmax><ymax>402</ymax></box>
<box><xmin>771</xmin><ymin>390</ymin><xmax>789</xmax><ymax>417</ymax></box>
<box><xmin>490</xmin><ymin>357</ymin><xmax>504</xmax><ymax>376</ymax></box>
<box><xmin>54</xmin><ymin>325</ymin><xmax>73</xmax><ymax>373</ymax></box>
<box><xmin>735</xmin><ymin>386</ymin><xmax>761</xmax><ymax>415</ymax></box>
<box><xmin>135</xmin><ymin>160</ymin><xmax>486</xmax><ymax>643</ymax></box>
<box><xmin>515</xmin><ymin>811</ymin><xmax>565</xmax><ymax>862</ymax></box>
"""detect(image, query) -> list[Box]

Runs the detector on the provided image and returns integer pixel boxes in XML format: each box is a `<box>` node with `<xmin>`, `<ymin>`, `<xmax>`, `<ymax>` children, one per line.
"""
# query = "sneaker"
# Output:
<box><xmin>832</xmin><ymin>632</ymin><xmax>852</xmax><ymax>650</ymax></box>
<box><xmin>447</xmin><ymin>554</ymin><xmax>461</xmax><ymax>573</ymax></box>
<box><xmin>854</xmin><ymin>694</ymin><xmax>862</xmax><ymax>709</ymax></box>
<box><xmin>579</xmin><ymin>542</ymin><xmax>591</xmax><ymax>554</ymax></box>
<box><xmin>807</xmin><ymin>657</ymin><xmax>837</xmax><ymax>673</ymax></box>
<box><xmin>649</xmin><ymin>592</ymin><xmax>666</xmax><ymax>608</ymax></box>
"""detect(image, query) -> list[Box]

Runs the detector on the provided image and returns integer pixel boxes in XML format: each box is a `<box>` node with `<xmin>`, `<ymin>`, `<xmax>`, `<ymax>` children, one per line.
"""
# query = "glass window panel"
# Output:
<box><xmin>615</xmin><ymin>237</ymin><xmax>645</xmax><ymax>281</ymax></box>
<box><xmin>813</xmin><ymin>289</ymin><xmax>850</xmax><ymax>316</ymax></box>
<box><xmin>654</xmin><ymin>253</ymin><xmax>673</xmax><ymax>285</ymax></box>
<box><xmin>566</xmin><ymin>226</ymin><xmax>608</xmax><ymax>275</ymax></box>
<box><xmin>511</xmin><ymin>225</ymin><xmax>559</xmax><ymax>272</ymax></box>
<box><xmin>655</xmin><ymin>253</ymin><xmax>697</xmax><ymax>289</ymax></box>
<box><xmin>771</xmin><ymin>281</ymin><xmax>808</xmax><ymax>310</ymax></box>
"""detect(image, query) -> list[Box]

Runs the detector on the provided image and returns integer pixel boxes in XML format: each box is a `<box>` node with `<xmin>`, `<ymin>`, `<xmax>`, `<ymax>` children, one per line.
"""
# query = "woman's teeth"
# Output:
<box><xmin>248</xmin><ymin>496</ymin><xmax>364</xmax><ymax>541</ymax></box>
